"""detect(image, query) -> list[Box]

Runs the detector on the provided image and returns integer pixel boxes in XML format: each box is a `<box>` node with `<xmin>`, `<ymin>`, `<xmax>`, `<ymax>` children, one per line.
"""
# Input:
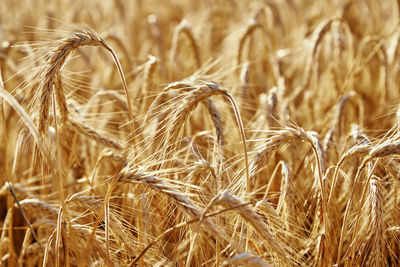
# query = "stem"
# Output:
<box><xmin>336</xmin><ymin>159</ymin><xmax>367</xmax><ymax>265</ymax></box>
<box><xmin>52</xmin><ymin>90</ymin><xmax>70</xmax><ymax>265</ymax></box>
<box><xmin>104</xmin><ymin>45</ymin><xmax>137</xmax><ymax>157</ymax></box>
<box><xmin>225</xmin><ymin>92</ymin><xmax>249</xmax><ymax>194</ymax></box>
<box><xmin>349</xmin><ymin>160</ymin><xmax>378</xmax><ymax>265</ymax></box>
<box><xmin>84</xmin><ymin>174</ymin><xmax>119</xmax><ymax>265</ymax></box>
<box><xmin>224</xmin><ymin>92</ymin><xmax>251</xmax><ymax>251</ymax></box>
<box><xmin>130</xmin><ymin>202</ymin><xmax>253</xmax><ymax>266</ymax></box>
<box><xmin>327</xmin><ymin>156</ymin><xmax>346</xmax><ymax>207</ymax></box>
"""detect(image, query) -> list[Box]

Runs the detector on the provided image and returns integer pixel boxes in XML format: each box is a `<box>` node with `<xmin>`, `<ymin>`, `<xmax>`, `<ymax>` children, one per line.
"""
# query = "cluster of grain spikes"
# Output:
<box><xmin>145</xmin><ymin>79</ymin><xmax>250</xmax><ymax>193</ymax></box>
<box><xmin>2</xmin><ymin>29</ymin><xmax>138</xmax><ymax>266</ymax></box>
<box><xmin>4</xmin><ymin>0</ymin><xmax>400</xmax><ymax>266</ymax></box>
<box><xmin>30</xmin><ymin>29</ymin><xmax>133</xmax><ymax>149</ymax></box>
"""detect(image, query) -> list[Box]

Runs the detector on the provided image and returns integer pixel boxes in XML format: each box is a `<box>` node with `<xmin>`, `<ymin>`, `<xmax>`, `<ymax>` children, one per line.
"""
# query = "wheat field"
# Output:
<box><xmin>1</xmin><ymin>0</ymin><xmax>400</xmax><ymax>266</ymax></box>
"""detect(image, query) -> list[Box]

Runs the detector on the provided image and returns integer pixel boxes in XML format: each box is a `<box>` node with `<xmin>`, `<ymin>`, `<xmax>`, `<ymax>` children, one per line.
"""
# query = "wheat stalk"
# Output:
<box><xmin>34</xmin><ymin>29</ymin><xmax>136</xmax><ymax>150</ymax></box>
<box><xmin>117</xmin><ymin>169</ymin><xmax>227</xmax><ymax>240</ymax></box>
<box><xmin>68</xmin><ymin>117</ymin><xmax>122</xmax><ymax>151</ymax></box>
<box><xmin>213</xmin><ymin>191</ymin><xmax>291</xmax><ymax>264</ymax></box>
<box><xmin>141</xmin><ymin>55</ymin><xmax>158</xmax><ymax>114</ymax></box>
<box><xmin>170</xmin><ymin>19</ymin><xmax>201</xmax><ymax>68</ymax></box>
<box><xmin>237</xmin><ymin>19</ymin><xmax>268</xmax><ymax>66</ymax></box>
<box><xmin>37</xmin><ymin>31</ymin><xmax>105</xmax><ymax>134</ymax></box>
<box><xmin>337</xmin><ymin>140</ymin><xmax>400</xmax><ymax>264</ymax></box>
